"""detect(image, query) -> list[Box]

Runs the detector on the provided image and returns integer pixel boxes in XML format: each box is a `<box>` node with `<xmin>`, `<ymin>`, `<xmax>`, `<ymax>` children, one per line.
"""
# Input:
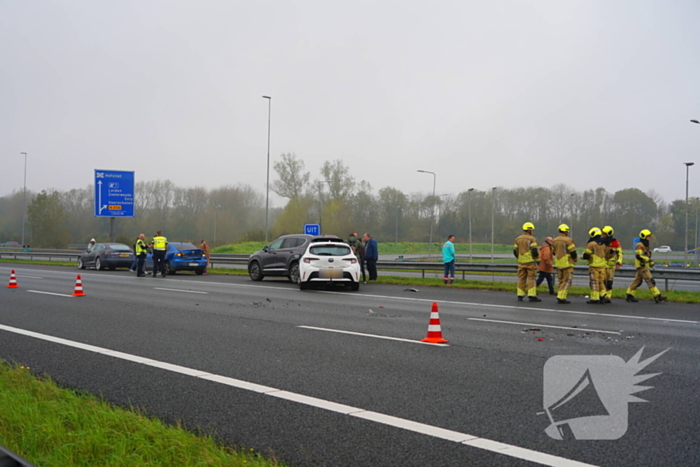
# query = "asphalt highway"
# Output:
<box><xmin>1</xmin><ymin>264</ymin><xmax>698</xmax><ymax>467</ymax></box>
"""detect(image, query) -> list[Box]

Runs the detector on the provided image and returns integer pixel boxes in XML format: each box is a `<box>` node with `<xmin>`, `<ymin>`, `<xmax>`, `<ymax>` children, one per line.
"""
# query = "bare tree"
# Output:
<box><xmin>270</xmin><ymin>153</ymin><xmax>310</xmax><ymax>200</ymax></box>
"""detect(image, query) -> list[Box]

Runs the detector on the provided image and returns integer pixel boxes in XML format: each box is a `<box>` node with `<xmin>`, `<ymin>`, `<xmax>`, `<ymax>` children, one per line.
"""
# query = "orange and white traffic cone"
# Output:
<box><xmin>421</xmin><ymin>302</ymin><xmax>449</xmax><ymax>343</ymax></box>
<box><xmin>72</xmin><ymin>274</ymin><xmax>86</xmax><ymax>297</ymax></box>
<box><xmin>7</xmin><ymin>270</ymin><xmax>18</xmax><ymax>288</ymax></box>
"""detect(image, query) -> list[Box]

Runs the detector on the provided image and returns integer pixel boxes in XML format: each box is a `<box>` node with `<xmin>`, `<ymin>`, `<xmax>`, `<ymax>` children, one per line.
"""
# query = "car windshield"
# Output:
<box><xmin>309</xmin><ymin>245</ymin><xmax>352</xmax><ymax>256</ymax></box>
<box><xmin>174</xmin><ymin>243</ymin><xmax>197</xmax><ymax>250</ymax></box>
<box><xmin>109</xmin><ymin>244</ymin><xmax>132</xmax><ymax>251</ymax></box>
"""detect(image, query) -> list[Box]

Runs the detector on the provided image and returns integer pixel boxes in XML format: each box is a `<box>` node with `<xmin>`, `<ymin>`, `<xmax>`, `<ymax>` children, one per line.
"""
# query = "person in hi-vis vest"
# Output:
<box><xmin>152</xmin><ymin>230</ymin><xmax>168</xmax><ymax>277</ymax></box>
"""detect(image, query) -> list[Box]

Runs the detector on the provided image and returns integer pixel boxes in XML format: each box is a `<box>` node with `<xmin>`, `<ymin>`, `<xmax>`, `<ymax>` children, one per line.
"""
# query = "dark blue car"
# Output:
<box><xmin>145</xmin><ymin>242</ymin><xmax>207</xmax><ymax>275</ymax></box>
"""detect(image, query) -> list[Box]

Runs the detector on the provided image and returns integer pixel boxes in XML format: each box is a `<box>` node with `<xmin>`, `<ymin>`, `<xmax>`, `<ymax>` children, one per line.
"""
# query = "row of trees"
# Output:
<box><xmin>0</xmin><ymin>154</ymin><xmax>698</xmax><ymax>249</ymax></box>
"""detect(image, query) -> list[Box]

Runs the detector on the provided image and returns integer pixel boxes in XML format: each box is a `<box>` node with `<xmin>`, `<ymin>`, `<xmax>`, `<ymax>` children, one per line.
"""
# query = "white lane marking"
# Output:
<box><xmin>315</xmin><ymin>290</ymin><xmax>700</xmax><ymax>325</ymax></box>
<box><xmin>467</xmin><ymin>318</ymin><xmax>621</xmax><ymax>335</ymax></box>
<box><xmin>26</xmin><ymin>290</ymin><xmax>75</xmax><ymax>298</ymax></box>
<box><xmin>17</xmin><ymin>275</ymin><xmax>43</xmax><ymax>279</ymax></box>
<box><xmin>298</xmin><ymin>326</ymin><xmax>450</xmax><ymax>346</ymax></box>
<box><xmin>0</xmin><ymin>323</ymin><xmax>596</xmax><ymax>467</ymax></box>
<box><xmin>153</xmin><ymin>288</ymin><xmax>208</xmax><ymax>294</ymax></box>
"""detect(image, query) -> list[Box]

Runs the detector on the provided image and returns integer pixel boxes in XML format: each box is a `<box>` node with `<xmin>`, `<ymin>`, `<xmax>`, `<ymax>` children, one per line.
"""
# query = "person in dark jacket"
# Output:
<box><xmin>363</xmin><ymin>233</ymin><xmax>378</xmax><ymax>281</ymax></box>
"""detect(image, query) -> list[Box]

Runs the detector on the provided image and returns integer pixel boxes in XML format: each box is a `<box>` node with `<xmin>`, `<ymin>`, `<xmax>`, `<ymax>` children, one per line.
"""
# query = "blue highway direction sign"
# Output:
<box><xmin>304</xmin><ymin>224</ymin><xmax>320</xmax><ymax>235</ymax></box>
<box><xmin>94</xmin><ymin>170</ymin><xmax>135</xmax><ymax>217</ymax></box>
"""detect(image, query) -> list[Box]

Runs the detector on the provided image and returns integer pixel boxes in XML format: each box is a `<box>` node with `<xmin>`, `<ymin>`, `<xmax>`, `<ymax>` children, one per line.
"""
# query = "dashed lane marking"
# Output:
<box><xmin>26</xmin><ymin>290</ymin><xmax>75</xmax><ymax>298</ymax></box>
<box><xmin>0</xmin><ymin>323</ymin><xmax>597</xmax><ymax>467</ymax></box>
<box><xmin>298</xmin><ymin>325</ymin><xmax>450</xmax><ymax>346</ymax></box>
<box><xmin>153</xmin><ymin>288</ymin><xmax>208</xmax><ymax>294</ymax></box>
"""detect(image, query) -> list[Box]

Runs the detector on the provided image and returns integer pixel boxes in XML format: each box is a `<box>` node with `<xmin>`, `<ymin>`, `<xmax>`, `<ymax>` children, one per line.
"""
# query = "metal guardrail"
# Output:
<box><xmin>0</xmin><ymin>445</ymin><xmax>37</xmax><ymax>467</ymax></box>
<box><xmin>2</xmin><ymin>251</ymin><xmax>698</xmax><ymax>290</ymax></box>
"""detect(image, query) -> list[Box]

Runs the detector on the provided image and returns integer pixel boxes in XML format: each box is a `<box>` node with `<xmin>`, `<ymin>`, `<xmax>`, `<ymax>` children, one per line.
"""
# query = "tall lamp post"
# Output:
<box><xmin>395</xmin><ymin>206</ymin><xmax>400</xmax><ymax>243</ymax></box>
<box><xmin>263</xmin><ymin>95</ymin><xmax>272</xmax><ymax>245</ymax></box>
<box><xmin>20</xmin><ymin>152</ymin><xmax>27</xmax><ymax>248</ymax></box>
<box><xmin>417</xmin><ymin>170</ymin><xmax>436</xmax><ymax>257</ymax></box>
<box><xmin>491</xmin><ymin>187</ymin><xmax>497</xmax><ymax>262</ymax></box>
<box><xmin>468</xmin><ymin>188</ymin><xmax>474</xmax><ymax>263</ymax></box>
<box><xmin>684</xmin><ymin>162</ymin><xmax>695</xmax><ymax>267</ymax></box>
<box><xmin>214</xmin><ymin>204</ymin><xmax>221</xmax><ymax>246</ymax></box>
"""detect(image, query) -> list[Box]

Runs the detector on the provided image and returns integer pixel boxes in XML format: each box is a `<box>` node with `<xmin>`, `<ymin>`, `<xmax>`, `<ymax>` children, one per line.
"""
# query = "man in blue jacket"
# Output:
<box><xmin>442</xmin><ymin>234</ymin><xmax>456</xmax><ymax>284</ymax></box>
<box><xmin>363</xmin><ymin>233</ymin><xmax>378</xmax><ymax>281</ymax></box>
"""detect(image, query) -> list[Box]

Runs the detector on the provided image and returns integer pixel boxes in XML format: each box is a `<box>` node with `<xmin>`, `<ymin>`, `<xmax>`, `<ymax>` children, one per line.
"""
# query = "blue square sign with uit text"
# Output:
<box><xmin>304</xmin><ymin>224</ymin><xmax>320</xmax><ymax>235</ymax></box>
<box><xmin>94</xmin><ymin>170</ymin><xmax>135</xmax><ymax>217</ymax></box>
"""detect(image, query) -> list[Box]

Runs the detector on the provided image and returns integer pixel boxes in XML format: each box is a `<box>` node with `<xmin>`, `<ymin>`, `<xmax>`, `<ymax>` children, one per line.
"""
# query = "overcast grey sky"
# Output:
<box><xmin>2</xmin><ymin>0</ymin><xmax>699</xmax><ymax>206</ymax></box>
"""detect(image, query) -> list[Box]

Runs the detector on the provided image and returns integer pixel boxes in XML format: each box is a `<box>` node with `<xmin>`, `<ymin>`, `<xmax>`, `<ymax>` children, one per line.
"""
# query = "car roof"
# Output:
<box><xmin>309</xmin><ymin>236</ymin><xmax>341</xmax><ymax>243</ymax></box>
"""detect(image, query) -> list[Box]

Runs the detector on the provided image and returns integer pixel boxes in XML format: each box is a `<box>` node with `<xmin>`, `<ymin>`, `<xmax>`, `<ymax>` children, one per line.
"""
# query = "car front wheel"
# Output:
<box><xmin>248</xmin><ymin>261</ymin><xmax>264</xmax><ymax>281</ymax></box>
<box><xmin>166</xmin><ymin>261</ymin><xmax>175</xmax><ymax>275</ymax></box>
<box><xmin>288</xmin><ymin>262</ymin><xmax>300</xmax><ymax>284</ymax></box>
<box><xmin>78</xmin><ymin>257</ymin><xmax>86</xmax><ymax>269</ymax></box>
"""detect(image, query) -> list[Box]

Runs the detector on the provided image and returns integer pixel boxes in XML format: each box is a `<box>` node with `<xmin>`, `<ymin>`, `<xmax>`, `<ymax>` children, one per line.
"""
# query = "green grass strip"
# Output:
<box><xmin>0</xmin><ymin>361</ymin><xmax>287</xmax><ymax>467</ymax></box>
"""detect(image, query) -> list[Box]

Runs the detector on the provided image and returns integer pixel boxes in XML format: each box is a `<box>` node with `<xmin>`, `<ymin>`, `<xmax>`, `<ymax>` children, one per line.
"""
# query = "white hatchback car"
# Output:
<box><xmin>653</xmin><ymin>245</ymin><xmax>672</xmax><ymax>253</ymax></box>
<box><xmin>298</xmin><ymin>238</ymin><xmax>361</xmax><ymax>291</ymax></box>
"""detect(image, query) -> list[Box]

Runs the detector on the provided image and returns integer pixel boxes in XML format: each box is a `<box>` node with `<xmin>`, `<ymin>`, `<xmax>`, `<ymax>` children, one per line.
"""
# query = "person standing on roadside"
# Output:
<box><xmin>199</xmin><ymin>239</ymin><xmax>211</xmax><ymax>274</ymax></box>
<box><xmin>129</xmin><ymin>235</ymin><xmax>140</xmax><ymax>272</ymax></box>
<box><xmin>442</xmin><ymin>234</ymin><xmax>456</xmax><ymax>285</ymax></box>
<box><xmin>350</xmin><ymin>232</ymin><xmax>367</xmax><ymax>283</ymax></box>
<box><xmin>363</xmin><ymin>233</ymin><xmax>378</xmax><ymax>281</ymax></box>
<box><xmin>552</xmin><ymin>224</ymin><xmax>577</xmax><ymax>304</ymax></box>
<box><xmin>513</xmin><ymin>222</ymin><xmax>541</xmax><ymax>302</ymax></box>
<box><xmin>601</xmin><ymin>225</ymin><xmax>623</xmax><ymax>303</ymax></box>
<box><xmin>583</xmin><ymin>227</ymin><xmax>607</xmax><ymax>304</ymax></box>
<box><xmin>536</xmin><ymin>237</ymin><xmax>555</xmax><ymax>295</ymax></box>
<box><xmin>152</xmin><ymin>230</ymin><xmax>168</xmax><ymax>277</ymax></box>
<box><xmin>135</xmin><ymin>234</ymin><xmax>148</xmax><ymax>277</ymax></box>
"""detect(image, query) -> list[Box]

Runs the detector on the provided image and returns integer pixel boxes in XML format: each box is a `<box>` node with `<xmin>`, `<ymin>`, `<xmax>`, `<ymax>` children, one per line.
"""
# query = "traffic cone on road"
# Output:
<box><xmin>72</xmin><ymin>274</ymin><xmax>86</xmax><ymax>297</ymax></box>
<box><xmin>7</xmin><ymin>270</ymin><xmax>18</xmax><ymax>288</ymax></box>
<box><xmin>421</xmin><ymin>302</ymin><xmax>449</xmax><ymax>343</ymax></box>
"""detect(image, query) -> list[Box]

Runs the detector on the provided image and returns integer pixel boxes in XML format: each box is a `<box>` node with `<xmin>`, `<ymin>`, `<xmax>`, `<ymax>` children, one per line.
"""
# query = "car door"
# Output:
<box><xmin>83</xmin><ymin>244</ymin><xmax>100</xmax><ymax>267</ymax></box>
<box><xmin>275</xmin><ymin>237</ymin><xmax>304</xmax><ymax>273</ymax></box>
<box><xmin>261</xmin><ymin>237</ymin><xmax>285</xmax><ymax>272</ymax></box>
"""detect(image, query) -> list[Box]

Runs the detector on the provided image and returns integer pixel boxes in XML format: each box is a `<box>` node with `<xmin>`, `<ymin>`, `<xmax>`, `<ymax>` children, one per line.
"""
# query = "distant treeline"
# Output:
<box><xmin>0</xmin><ymin>155</ymin><xmax>696</xmax><ymax>249</ymax></box>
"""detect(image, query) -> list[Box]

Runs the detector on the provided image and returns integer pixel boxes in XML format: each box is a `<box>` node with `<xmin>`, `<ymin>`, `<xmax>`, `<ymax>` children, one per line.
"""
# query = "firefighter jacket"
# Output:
<box><xmin>513</xmin><ymin>233</ymin><xmax>538</xmax><ymax>264</ymax></box>
<box><xmin>584</xmin><ymin>239</ymin><xmax>607</xmax><ymax>268</ymax></box>
<box><xmin>552</xmin><ymin>235</ymin><xmax>577</xmax><ymax>269</ymax></box>
<box><xmin>634</xmin><ymin>241</ymin><xmax>652</xmax><ymax>269</ymax></box>
<box><xmin>604</xmin><ymin>237</ymin><xmax>623</xmax><ymax>268</ymax></box>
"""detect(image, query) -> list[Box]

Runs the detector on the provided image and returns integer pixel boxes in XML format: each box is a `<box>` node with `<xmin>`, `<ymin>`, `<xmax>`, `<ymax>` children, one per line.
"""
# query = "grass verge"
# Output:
<box><xmin>0</xmin><ymin>360</ymin><xmax>287</xmax><ymax>467</ymax></box>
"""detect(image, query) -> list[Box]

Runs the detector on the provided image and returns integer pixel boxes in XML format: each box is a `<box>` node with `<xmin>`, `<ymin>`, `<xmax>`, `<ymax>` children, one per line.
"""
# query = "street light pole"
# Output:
<box><xmin>20</xmin><ymin>152</ymin><xmax>27</xmax><ymax>247</ymax></box>
<box><xmin>417</xmin><ymin>170</ymin><xmax>436</xmax><ymax>258</ymax></box>
<box><xmin>491</xmin><ymin>187</ymin><xmax>497</xmax><ymax>263</ymax></box>
<box><xmin>395</xmin><ymin>206</ymin><xmax>399</xmax><ymax>243</ymax></box>
<box><xmin>263</xmin><ymin>95</ymin><xmax>272</xmax><ymax>245</ymax></box>
<box><xmin>214</xmin><ymin>204</ymin><xmax>221</xmax><ymax>246</ymax></box>
<box><xmin>468</xmin><ymin>188</ymin><xmax>474</xmax><ymax>263</ymax></box>
<box><xmin>684</xmin><ymin>162</ymin><xmax>695</xmax><ymax>267</ymax></box>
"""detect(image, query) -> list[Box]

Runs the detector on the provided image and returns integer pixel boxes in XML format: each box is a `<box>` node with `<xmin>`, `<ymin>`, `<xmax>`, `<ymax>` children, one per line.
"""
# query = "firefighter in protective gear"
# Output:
<box><xmin>601</xmin><ymin>225</ymin><xmax>623</xmax><ymax>303</ymax></box>
<box><xmin>552</xmin><ymin>223</ymin><xmax>577</xmax><ymax>304</ymax></box>
<box><xmin>583</xmin><ymin>227</ymin><xmax>607</xmax><ymax>304</ymax></box>
<box><xmin>134</xmin><ymin>233</ymin><xmax>148</xmax><ymax>277</ymax></box>
<box><xmin>152</xmin><ymin>230</ymin><xmax>168</xmax><ymax>278</ymax></box>
<box><xmin>626</xmin><ymin>229</ymin><xmax>667</xmax><ymax>303</ymax></box>
<box><xmin>513</xmin><ymin>222</ymin><xmax>541</xmax><ymax>302</ymax></box>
